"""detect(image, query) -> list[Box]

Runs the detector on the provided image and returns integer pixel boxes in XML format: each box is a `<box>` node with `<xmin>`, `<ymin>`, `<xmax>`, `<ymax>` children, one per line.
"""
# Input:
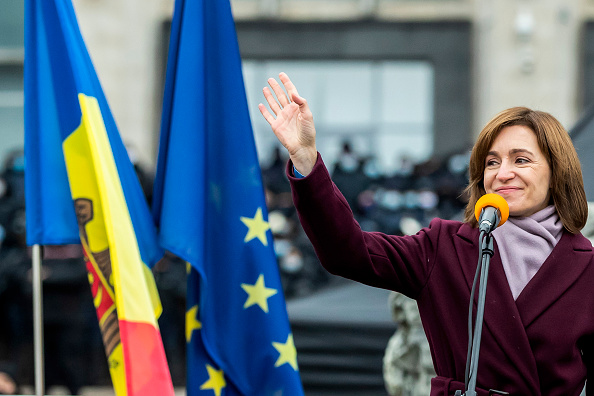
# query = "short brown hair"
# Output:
<box><xmin>463</xmin><ymin>107</ymin><xmax>587</xmax><ymax>234</ymax></box>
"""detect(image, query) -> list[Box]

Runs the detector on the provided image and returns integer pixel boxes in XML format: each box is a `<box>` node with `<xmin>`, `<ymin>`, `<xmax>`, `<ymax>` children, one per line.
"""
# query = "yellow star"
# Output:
<box><xmin>200</xmin><ymin>365</ymin><xmax>226</xmax><ymax>396</ymax></box>
<box><xmin>241</xmin><ymin>274</ymin><xmax>278</xmax><ymax>313</ymax></box>
<box><xmin>272</xmin><ymin>333</ymin><xmax>299</xmax><ymax>371</ymax></box>
<box><xmin>186</xmin><ymin>305</ymin><xmax>202</xmax><ymax>342</ymax></box>
<box><xmin>240</xmin><ymin>207</ymin><xmax>270</xmax><ymax>246</ymax></box>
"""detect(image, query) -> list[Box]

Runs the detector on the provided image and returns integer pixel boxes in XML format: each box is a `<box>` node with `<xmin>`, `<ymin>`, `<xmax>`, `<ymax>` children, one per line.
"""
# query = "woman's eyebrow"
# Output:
<box><xmin>486</xmin><ymin>148</ymin><xmax>534</xmax><ymax>156</ymax></box>
<box><xmin>509</xmin><ymin>148</ymin><xmax>534</xmax><ymax>155</ymax></box>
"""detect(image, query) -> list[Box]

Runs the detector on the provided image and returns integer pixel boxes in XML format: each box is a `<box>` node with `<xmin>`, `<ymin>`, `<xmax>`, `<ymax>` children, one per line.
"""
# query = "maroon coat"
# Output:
<box><xmin>288</xmin><ymin>155</ymin><xmax>594</xmax><ymax>396</ymax></box>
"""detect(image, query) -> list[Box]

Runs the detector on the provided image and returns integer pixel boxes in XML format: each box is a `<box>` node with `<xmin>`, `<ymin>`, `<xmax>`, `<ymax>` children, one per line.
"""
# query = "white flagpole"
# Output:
<box><xmin>32</xmin><ymin>244</ymin><xmax>45</xmax><ymax>396</ymax></box>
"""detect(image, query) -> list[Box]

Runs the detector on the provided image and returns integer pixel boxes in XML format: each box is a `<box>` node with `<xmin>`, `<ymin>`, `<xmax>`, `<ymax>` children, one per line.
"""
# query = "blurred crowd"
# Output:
<box><xmin>0</xmin><ymin>142</ymin><xmax>470</xmax><ymax>393</ymax></box>
<box><xmin>0</xmin><ymin>149</ymin><xmax>104</xmax><ymax>394</ymax></box>
<box><xmin>262</xmin><ymin>142</ymin><xmax>470</xmax><ymax>299</ymax></box>
<box><xmin>0</xmin><ymin>149</ymin><xmax>177</xmax><ymax>394</ymax></box>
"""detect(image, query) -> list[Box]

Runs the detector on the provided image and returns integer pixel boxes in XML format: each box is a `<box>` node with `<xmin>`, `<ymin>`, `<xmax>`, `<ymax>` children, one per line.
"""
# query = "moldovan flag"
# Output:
<box><xmin>24</xmin><ymin>0</ymin><xmax>174</xmax><ymax>395</ymax></box>
<box><xmin>153</xmin><ymin>0</ymin><xmax>304</xmax><ymax>395</ymax></box>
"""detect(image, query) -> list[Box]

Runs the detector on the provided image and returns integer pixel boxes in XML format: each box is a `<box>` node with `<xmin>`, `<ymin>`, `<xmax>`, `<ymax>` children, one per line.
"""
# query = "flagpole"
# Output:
<box><xmin>32</xmin><ymin>244</ymin><xmax>45</xmax><ymax>396</ymax></box>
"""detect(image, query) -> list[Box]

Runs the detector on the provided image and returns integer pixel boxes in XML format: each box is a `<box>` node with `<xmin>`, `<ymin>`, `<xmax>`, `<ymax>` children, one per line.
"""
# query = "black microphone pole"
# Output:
<box><xmin>458</xmin><ymin>194</ymin><xmax>509</xmax><ymax>396</ymax></box>
<box><xmin>464</xmin><ymin>233</ymin><xmax>494</xmax><ymax>396</ymax></box>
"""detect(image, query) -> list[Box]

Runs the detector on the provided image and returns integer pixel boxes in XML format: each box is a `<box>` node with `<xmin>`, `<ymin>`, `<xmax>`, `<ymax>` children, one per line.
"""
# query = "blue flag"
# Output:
<box><xmin>24</xmin><ymin>0</ymin><xmax>162</xmax><ymax>269</ymax></box>
<box><xmin>152</xmin><ymin>0</ymin><xmax>304</xmax><ymax>395</ymax></box>
<box><xmin>24</xmin><ymin>0</ymin><xmax>79</xmax><ymax>245</ymax></box>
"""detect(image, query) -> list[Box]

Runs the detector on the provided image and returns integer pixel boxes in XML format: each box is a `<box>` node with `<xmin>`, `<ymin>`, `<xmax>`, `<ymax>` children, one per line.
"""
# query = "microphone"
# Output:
<box><xmin>474</xmin><ymin>193</ymin><xmax>509</xmax><ymax>233</ymax></box>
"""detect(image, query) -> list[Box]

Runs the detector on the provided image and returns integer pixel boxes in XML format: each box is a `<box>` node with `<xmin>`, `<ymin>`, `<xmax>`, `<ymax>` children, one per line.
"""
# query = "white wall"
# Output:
<box><xmin>72</xmin><ymin>0</ymin><xmax>174</xmax><ymax>169</ymax></box>
<box><xmin>472</xmin><ymin>0</ymin><xmax>581</xmax><ymax>134</ymax></box>
<box><xmin>65</xmin><ymin>0</ymin><xmax>592</xmax><ymax>170</ymax></box>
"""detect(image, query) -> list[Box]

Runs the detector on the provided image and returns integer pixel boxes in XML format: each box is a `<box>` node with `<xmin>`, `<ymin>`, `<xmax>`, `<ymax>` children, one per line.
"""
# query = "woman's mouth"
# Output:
<box><xmin>495</xmin><ymin>187</ymin><xmax>521</xmax><ymax>194</ymax></box>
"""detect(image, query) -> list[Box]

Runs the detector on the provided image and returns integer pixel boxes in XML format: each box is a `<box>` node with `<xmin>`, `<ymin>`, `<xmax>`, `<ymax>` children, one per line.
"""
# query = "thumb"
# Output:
<box><xmin>291</xmin><ymin>92</ymin><xmax>309</xmax><ymax>113</ymax></box>
<box><xmin>291</xmin><ymin>93</ymin><xmax>312</xmax><ymax>119</ymax></box>
<box><xmin>291</xmin><ymin>92</ymin><xmax>306</xmax><ymax>107</ymax></box>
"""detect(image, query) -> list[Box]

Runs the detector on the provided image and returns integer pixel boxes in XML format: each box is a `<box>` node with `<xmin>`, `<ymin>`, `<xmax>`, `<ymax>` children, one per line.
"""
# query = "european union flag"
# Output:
<box><xmin>152</xmin><ymin>0</ymin><xmax>304</xmax><ymax>395</ymax></box>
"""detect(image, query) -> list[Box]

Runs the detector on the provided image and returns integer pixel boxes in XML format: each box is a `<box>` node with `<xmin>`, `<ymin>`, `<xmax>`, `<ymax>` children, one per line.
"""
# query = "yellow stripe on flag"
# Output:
<box><xmin>62</xmin><ymin>94</ymin><xmax>170</xmax><ymax>396</ymax></box>
<box><xmin>64</xmin><ymin>93</ymin><xmax>160</xmax><ymax>324</ymax></box>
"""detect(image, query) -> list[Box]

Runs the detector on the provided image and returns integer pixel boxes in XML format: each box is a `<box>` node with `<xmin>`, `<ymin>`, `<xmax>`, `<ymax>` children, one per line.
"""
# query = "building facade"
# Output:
<box><xmin>1</xmin><ymin>0</ymin><xmax>593</xmax><ymax>171</ymax></box>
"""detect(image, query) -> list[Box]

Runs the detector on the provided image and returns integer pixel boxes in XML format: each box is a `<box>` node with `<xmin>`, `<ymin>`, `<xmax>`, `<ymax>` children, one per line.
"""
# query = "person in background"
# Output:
<box><xmin>259</xmin><ymin>72</ymin><xmax>592</xmax><ymax>395</ymax></box>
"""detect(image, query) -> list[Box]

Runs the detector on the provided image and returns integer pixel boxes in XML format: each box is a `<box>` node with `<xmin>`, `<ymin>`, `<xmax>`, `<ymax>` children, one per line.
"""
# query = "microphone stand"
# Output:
<box><xmin>458</xmin><ymin>232</ymin><xmax>495</xmax><ymax>396</ymax></box>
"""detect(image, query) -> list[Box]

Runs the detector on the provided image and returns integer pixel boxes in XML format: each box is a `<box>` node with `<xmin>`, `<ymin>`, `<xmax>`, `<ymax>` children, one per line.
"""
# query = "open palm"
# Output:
<box><xmin>259</xmin><ymin>73</ymin><xmax>317</xmax><ymax>176</ymax></box>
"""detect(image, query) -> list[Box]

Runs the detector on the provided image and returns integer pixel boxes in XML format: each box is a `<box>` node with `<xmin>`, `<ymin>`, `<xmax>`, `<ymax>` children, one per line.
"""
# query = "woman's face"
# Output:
<box><xmin>483</xmin><ymin>125</ymin><xmax>552</xmax><ymax>217</ymax></box>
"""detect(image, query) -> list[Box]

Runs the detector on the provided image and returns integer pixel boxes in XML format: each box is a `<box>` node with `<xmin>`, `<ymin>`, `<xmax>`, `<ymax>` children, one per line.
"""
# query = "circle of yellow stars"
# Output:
<box><xmin>184</xmin><ymin>206</ymin><xmax>299</xmax><ymax>396</ymax></box>
<box><xmin>195</xmin><ymin>333</ymin><xmax>298</xmax><ymax>396</ymax></box>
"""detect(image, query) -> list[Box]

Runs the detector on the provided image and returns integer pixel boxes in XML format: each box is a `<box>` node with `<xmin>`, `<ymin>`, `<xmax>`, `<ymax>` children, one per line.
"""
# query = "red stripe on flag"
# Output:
<box><xmin>119</xmin><ymin>320</ymin><xmax>174</xmax><ymax>396</ymax></box>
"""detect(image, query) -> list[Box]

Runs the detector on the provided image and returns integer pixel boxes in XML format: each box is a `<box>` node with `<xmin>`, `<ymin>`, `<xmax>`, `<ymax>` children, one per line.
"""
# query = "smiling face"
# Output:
<box><xmin>483</xmin><ymin>125</ymin><xmax>552</xmax><ymax>217</ymax></box>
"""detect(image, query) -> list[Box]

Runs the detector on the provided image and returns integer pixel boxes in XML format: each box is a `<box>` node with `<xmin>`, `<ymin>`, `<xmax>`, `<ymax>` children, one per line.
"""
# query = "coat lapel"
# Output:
<box><xmin>515</xmin><ymin>232</ymin><xmax>592</xmax><ymax>329</ymax></box>
<box><xmin>454</xmin><ymin>224</ymin><xmax>540</xmax><ymax>394</ymax></box>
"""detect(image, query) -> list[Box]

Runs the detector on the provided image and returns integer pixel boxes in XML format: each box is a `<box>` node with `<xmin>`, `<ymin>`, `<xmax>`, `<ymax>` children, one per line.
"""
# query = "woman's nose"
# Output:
<box><xmin>496</xmin><ymin>161</ymin><xmax>514</xmax><ymax>181</ymax></box>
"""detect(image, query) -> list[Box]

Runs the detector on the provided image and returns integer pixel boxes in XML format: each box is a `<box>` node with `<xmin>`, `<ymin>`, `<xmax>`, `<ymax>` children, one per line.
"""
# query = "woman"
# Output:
<box><xmin>259</xmin><ymin>73</ymin><xmax>594</xmax><ymax>395</ymax></box>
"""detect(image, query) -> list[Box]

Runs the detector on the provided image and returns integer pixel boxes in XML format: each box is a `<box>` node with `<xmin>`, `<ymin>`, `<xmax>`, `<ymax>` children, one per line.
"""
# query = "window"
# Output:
<box><xmin>243</xmin><ymin>60</ymin><xmax>434</xmax><ymax>174</ymax></box>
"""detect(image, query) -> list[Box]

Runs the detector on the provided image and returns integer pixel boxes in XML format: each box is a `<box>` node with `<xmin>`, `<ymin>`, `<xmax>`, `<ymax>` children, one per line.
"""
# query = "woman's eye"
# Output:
<box><xmin>516</xmin><ymin>157</ymin><xmax>530</xmax><ymax>164</ymax></box>
<box><xmin>486</xmin><ymin>159</ymin><xmax>498</xmax><ymax>167</ymax></box>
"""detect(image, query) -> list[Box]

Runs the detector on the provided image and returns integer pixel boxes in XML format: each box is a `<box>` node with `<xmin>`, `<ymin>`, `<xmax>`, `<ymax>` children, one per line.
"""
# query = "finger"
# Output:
<box><xmin>258</xmin><ymin>103</ymin><xmax>276</xmax><ymax>126</ymax></box>
<box><xmin>291</xmin><ymin>92</ymin><xmax>305</xmax><ymax>106</ymax></box>
<box><xmin>268</xmin><ymin>77</ymin><xmax>290</xmax><ymax>107</ymax></box>
<box><xmin>279</xmin><ymin>72</ymin><xmax>300</xmax><ymax>99</ymax></box>
<box><xmin>262</xmin><ymin>87</ymin><xmax>282</xmax><ymax>116</ymax></box>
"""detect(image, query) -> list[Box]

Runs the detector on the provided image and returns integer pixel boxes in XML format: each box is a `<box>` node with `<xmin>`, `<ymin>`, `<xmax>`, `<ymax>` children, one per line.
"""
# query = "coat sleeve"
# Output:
<box><xmin>288</xmin><ymin>154</ymin><xmax>445</xmax><ymax>299</ymax></box>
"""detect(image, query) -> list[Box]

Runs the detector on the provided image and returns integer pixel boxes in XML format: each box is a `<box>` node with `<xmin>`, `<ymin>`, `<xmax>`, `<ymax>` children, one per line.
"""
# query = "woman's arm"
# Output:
<box><xmin>288</xmin><ymin>154</ymin><xmax>439</xmax><ymax>298</ymax></box>
<box><xmin>259</xmin><ymin>73</ymin><xmax>438</xmax><ymax>297</ymax></box>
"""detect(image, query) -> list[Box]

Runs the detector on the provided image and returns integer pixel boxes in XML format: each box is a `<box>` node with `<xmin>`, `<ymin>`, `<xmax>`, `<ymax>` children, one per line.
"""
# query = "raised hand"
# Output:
<box><xmin>259</xmin><ymin>72</ymin><xmax>317</xmax><ymax>176</ymax></box>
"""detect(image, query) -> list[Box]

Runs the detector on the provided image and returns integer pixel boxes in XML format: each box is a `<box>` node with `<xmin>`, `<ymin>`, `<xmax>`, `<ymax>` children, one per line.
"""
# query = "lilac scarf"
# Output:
<box><xmin>491</xmin><ymin>205</ymin><xmax>563</xmax><ymax>300</ymax></box>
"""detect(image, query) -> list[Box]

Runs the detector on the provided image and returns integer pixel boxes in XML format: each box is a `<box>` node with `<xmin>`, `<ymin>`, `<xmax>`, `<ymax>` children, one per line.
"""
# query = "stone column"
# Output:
<box><xmin>473</xmin><ymin>0</ymin><xmax>581</xmax><ymax>134</ymax></box>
